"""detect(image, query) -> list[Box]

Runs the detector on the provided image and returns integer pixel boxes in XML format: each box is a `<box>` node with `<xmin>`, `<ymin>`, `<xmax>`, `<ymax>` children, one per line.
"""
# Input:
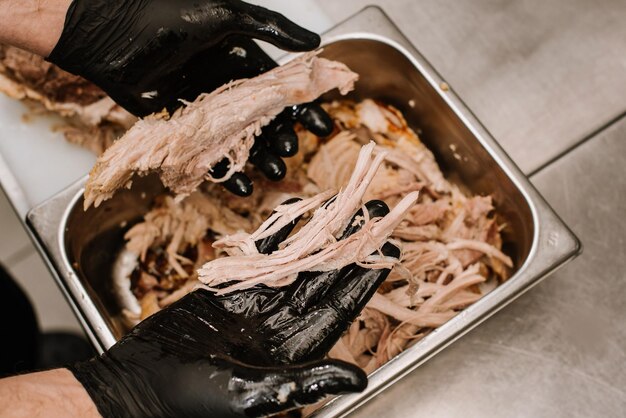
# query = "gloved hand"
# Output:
<box><xmin>48</xmin><ymin>0</ymin><xmax>334</xmax><ymax>196</ymax></box>
<box><xmin>69</xmin><ymin>200</ymin><xmax>399</xmax><ymax>417</ymax></box>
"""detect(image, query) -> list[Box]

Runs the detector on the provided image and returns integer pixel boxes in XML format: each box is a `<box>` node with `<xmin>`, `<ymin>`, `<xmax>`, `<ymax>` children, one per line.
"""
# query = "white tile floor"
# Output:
<box><xmin>0</xmin><ymin>188</ymin><xmax>83</xmax><ymax>335</ymax></box>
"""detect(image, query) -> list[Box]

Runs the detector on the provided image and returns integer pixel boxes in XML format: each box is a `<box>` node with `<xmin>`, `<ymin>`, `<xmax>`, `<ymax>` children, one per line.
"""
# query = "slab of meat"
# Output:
<box><xmin>84</xmin><ymin>52</ymin><xmax>358</xmax><ymax>209</ymax></box>
<box><xmin>0</xmin><ymin>44</ymin><xmax>135</xmax><ymax>154</ymax></box>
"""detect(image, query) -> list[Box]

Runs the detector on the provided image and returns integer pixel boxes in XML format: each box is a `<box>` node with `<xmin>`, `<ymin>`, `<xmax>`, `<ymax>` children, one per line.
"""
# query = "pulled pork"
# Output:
<box><xmin>2</xmin><ymin>46</ymin><xmax>513</xmax><ymax>375</ymax></box>
<box><xmin>84</xmin><ymin>52</ymin><xmax>358</xmax><ymax>209</ymax></box>
<box><xmin>198</xmin><ymin>142</ymin><xmax>419</xmax><ymax>294</ymax></box>
<box><xmin>0</xmin><ymin>44</ymin><xmax>135</xmax><ymax>155</ymax></box>
<box><xmin>120</xmin><ymin>98</ymin><xmax>513</xmax><ymax>373</ymax></box>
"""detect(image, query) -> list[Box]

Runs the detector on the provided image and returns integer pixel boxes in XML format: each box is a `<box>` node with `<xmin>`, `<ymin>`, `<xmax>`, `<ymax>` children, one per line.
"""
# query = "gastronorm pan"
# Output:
<box><xmin>26</xmin><ymin>6</ymin><xmax>581</xmax><ymax>417</ymax></box>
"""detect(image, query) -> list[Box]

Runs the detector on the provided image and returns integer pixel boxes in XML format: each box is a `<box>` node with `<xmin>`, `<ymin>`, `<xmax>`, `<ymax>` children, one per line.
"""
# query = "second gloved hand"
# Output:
<box><xmin>48</xmin><ymin>0</ymin><xmax>335</xmax><ymax>196</ymax></box>
<box><xmin>69</xmin><ymin>199</ymin><xmax>399</xmax><ymax>418</ymax></box>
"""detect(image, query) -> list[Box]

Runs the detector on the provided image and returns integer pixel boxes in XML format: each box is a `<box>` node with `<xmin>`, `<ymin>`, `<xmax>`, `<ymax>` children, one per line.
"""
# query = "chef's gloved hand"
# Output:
<box><xmin>69</xmin><ymin>200</ymin><xmax>398</xmax><ymax>418</ymax></box>
<box><xmin>47</xmin><ymin>0</ymin><xmax>334</xmax><ymax>197</ymax></box>
<box><xmin>217</xmin><ymin>199</ymin><xmax>400</xmax><ymax>364</ymax></box>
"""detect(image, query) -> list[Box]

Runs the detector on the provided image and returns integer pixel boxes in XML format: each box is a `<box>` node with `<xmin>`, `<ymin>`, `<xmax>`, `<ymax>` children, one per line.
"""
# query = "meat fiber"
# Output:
<box><xmin>198</xmin><ymin>142</ymin><xmax>419</xmax><ymax>294</ymax></box>
<box><xmin>84</xmin><ymin>52</ymin><xmax>358</xmax><ymax>209</ymax></box>
<box><xmin>124</xmin><ymin>192</ymin><xmax>253</xmax><ymax>278</ymax></box>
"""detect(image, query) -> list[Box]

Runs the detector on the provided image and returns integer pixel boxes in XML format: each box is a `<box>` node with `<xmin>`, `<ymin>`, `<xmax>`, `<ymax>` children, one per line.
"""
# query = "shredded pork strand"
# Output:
<box><xmin>198</xmin><ymin>143</ymin><xmax>419</xmax><ymax>294</ymax></box>
<box><xmin>84</xmin><ymin>52</ymin><xmax>358</xmax><ymax>209</ymax></box>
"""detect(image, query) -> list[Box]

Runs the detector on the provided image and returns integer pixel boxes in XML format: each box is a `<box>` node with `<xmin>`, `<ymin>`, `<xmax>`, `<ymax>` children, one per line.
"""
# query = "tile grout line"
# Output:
<box><xmin>528</xmin><ymin>111</ymin><xmax>626</xmax><ymax>178</ymax></box>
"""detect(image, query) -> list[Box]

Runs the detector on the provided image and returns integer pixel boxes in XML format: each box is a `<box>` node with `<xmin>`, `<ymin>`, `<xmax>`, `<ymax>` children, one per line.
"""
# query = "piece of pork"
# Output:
<box><xmin>198</xmin><ymin>142</ymin><xmax>419</xmax><ymax>294</ymax></box>
<box><xmin>324</xmin><ymin>99</ymin><xmax>450</xmax><ymax>193</ymax></box>
<box><xmin>124</xmin><ymin>192</ymin><xmax>254</xmax><ymax>279</ymax></box>
<box><xmin>84</xmin><ymin>52</ymin><xmax>359</xmax><ymax>209</ymax></box>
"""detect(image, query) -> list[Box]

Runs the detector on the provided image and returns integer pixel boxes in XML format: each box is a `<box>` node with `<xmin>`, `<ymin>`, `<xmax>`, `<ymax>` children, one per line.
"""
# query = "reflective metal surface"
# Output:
<box><xmin>318</xmin><ymin>0</ymin><xmax>626</xmax><ymax>175</ymax></box>
<box><xmin>27</xmin><ymin>8</ymin><xmax>580</xmax><ymax>416</ymax></box>
<box><xmin>348</xmin><ymin>114</ymin><xmax>626</xmax><ymax>418</ymax></box>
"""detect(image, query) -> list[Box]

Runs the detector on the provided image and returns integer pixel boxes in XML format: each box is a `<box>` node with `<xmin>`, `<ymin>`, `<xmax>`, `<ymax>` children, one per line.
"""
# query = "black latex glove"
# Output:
<box><xmin>48</xmin><ymin>0</ymin><xmax>334</xmax><ymax>197</ymax></box>
<box><xmin>69</xmin><ymin>200</ymin><xmax>399</xmax><ymax>418</ymax></box>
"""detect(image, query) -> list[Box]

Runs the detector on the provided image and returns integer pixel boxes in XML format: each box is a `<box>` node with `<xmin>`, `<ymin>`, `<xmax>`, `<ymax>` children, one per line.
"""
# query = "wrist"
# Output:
<box><xmin>0</xmin><ymin>0</ymin><xmax>72</xmax><ymax>56</ymax></box>
<box><xmin>0</xmin><ymin>368</ymin><xmax>101</xmax><ymax>418</ymax></box>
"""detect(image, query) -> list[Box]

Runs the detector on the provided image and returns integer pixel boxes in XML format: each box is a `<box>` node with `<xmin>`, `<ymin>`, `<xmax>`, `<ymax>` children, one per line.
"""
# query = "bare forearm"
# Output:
<box><xmin>0</xmin><ymin>0</ymin><xmax>71</xmax><ymax>56</ymax></box>
<box><xmin>0</xmin><ymin>368</ymin><xmax>101</xmax><ymax>418</ymax></box>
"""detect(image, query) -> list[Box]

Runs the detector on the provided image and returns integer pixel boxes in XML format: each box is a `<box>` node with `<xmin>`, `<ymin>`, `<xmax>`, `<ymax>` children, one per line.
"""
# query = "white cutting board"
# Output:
<box><xmin>0</xmin><ymin>1</ymin><xmax>333</xmax><ymax>212</ymax></box>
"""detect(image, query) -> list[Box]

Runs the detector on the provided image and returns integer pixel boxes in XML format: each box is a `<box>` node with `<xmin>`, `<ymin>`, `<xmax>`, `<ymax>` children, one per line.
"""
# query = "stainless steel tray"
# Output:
<box><xmin>26</xmin><ymin>7</ymin><xmax>580</xmax><ymax>418</ymax></box>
